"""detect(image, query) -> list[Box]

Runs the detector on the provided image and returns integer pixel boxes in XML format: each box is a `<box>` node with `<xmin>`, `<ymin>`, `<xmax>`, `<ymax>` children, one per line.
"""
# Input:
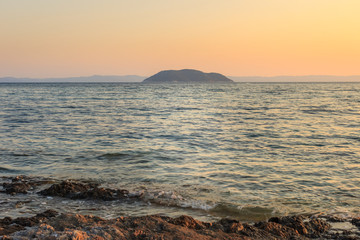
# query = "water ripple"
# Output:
<box><xmin>0</xmin><ymin>82</ymin><xmax>359</xmax><ymax>220</ymax></box>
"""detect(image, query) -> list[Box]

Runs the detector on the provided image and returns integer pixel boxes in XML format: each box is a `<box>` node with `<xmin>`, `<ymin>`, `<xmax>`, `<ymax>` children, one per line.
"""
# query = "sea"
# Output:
<box><xmin>0</xmin><ymin>82</ymin><xmax>359</xmax><ymax>222</ymax></box>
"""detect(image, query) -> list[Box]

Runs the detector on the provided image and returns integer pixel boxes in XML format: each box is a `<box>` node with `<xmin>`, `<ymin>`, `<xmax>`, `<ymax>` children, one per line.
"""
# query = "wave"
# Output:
<box><xmin>125</xmin><ymin>189</ymin><xmax>276</xmax><ymax>221</ymax></box>
<box><xmin>128</xmin><ymin>189</ymin><xmax>214</xmax><ymax>211</ymax></box>
<box><xmin>0</xmin><ymin>166</ymin><xmax>19</xmax><ymax>173</ymax></box>
<box><xmin>97</xmin><ymin>151</ymin><xmax>151</xmax><ymax>161</ymax></box>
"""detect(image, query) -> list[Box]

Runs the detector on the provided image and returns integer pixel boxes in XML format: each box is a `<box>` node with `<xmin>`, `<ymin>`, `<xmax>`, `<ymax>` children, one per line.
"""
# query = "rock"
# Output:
<box><xmin>0</xmin><ymin>176</ymin><xmax>358</xmax><ymax>239</ymax></box>
<box><xmin>351</xmin><ymin>218</ymin><xmax>360</xmax><ymax>228</ymax></box>
<box><xmin>39</xmin><ymin>180</ymin><xmax>93</xmax><ymax>198</ymax></box>
<box><xmin>2</xmin><ymin>176</ymin><xmax>33</xmax><ymax>195</ymax></box>
<box><xmin>143</xmin><ymin>69</ymin><xmax>234</xmax><ymax>83</ymax></box>
<box><xmin>1</xmin><ymin>176</ymin><xmax>55</xmax><ymax>195</ymax></box>
<box><xmin>3</xmin><ymin>211</ymin><xmax>358</xmax><ymax>240</ymax></box>
<box><xmin>39</xmin><ymin>180</ymin><xmax>129</xmax><ymax>201</ymax></box>
<box><xmin>214</xmin><ymin>218</ymin><xmax>243</xmax><ymax>233</ymax></box>
<box><xmin>254</xmin><ymin>221</ymin><xmax>301</xmax><ymax>239</ymax></box>
<box><xmin>0</xmin><ymin>210</ymin><xmax>58</xmax><ymax>236</ymax></box>
<box><xmin>306</xmin><ymin>218</ymin><xmax>332</xmax><ymax>238</ymax></box>
<box><xmin>168</xmin><ymin>215</ymin><xmax>207</xmax><ymax>230</ymax></box>
<box><xmin>76</xmin><ymin>187</ymin><xmax>129</xmax><ymax>201</ymax></box>
<box><xmin>2</xmin><ymin>182</ymin><xmax>31</xmax><ymax>195</ymax></box>
<box><xmin>268</xmin><ymin>215</ymin><xmax>331</xmax><ymax>238</ymax></box>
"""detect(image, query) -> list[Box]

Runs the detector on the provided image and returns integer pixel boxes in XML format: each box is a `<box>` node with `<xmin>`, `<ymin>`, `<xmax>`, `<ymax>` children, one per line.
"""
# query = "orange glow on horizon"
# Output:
<box><xmin>1</xmin><ymin>0</ymin><xmax>360</xmax><ymax>78</ymax></box>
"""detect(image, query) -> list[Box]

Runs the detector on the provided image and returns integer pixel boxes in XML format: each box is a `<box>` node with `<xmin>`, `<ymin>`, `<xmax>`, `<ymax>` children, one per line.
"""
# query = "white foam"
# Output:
<box><xmin>129</xmin><ymin>189</ymin><xmax>215</xmax><ymax>211</ymax></box>
<box><xmin>314</xmin><ymin>207</ymin><xmax>360</xmax><ymax>219</ymax></box>
<box><xmin>178</xmin><ymin>200</ymin><xmax>215</xmax><ymax>211</ymax></box>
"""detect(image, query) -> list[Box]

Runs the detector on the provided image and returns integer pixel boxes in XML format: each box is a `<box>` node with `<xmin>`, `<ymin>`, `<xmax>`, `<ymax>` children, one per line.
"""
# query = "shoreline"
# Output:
<box><xmin>1</xmin><ymin>176</ymin><xmax>359</xmax><ymax>239</ymax></box>
<box><xmin>2</xmin><ymin>209</ymin><xmax>359</xmax><ymax>239</ymax></box>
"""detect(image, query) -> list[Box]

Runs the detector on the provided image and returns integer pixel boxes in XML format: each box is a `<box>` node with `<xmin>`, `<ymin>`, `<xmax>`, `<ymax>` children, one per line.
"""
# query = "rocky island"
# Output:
<box><xmin>142</xmin><ymin>69</ymin><xmax>234</xmax><ymax>83</ymax></box>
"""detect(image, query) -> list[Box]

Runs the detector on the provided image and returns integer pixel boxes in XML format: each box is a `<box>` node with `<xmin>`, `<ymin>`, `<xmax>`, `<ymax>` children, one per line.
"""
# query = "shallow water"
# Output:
<box><xmin>0</xmin><ymin>82</ymin><xmax>359</xmax><ymax>221</ymax></box>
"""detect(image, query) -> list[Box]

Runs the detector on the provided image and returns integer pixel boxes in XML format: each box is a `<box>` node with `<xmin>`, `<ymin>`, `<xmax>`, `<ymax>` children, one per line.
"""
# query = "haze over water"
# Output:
<box><xmin>0</xmin><ymin>82</ymin><xmax>359</xmax><ymax>221</ymax></box>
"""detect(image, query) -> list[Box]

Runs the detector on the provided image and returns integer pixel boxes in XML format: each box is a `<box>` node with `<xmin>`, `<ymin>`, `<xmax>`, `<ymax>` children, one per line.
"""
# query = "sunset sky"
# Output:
<box><xmin>1</xmin><ymin>0</ymin><xmax>360</xmax><ymax>78</ymax></box>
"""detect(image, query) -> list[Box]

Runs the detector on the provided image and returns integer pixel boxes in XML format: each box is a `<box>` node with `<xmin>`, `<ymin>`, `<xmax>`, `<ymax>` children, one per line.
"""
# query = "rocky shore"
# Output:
<box><xmin>1</xmin><ymin>176</ymin><xmax>359</xmax><ymax>239</ymax></box>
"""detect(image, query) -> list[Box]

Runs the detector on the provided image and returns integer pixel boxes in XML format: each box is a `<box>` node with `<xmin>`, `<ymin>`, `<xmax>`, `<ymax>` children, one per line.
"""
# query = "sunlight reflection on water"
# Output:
<box><xmin>0</xmin><ymin>82</ymin><xmax>359</xmax><ymax>221</ymax></box>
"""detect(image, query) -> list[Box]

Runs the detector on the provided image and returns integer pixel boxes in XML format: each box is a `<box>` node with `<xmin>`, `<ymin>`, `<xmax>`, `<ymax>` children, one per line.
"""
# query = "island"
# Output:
<box><xmin>142</xmin><ymin>69</ymin><xmax>234</xmax><ymax>83</ymax></box>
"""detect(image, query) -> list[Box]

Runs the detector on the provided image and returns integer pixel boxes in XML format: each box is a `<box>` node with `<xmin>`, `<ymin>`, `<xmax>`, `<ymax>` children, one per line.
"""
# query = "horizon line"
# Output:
<box><xmin>2</xmin><ymin>74</ymin><xmax>360</xmax><ymax>79</ymax></box>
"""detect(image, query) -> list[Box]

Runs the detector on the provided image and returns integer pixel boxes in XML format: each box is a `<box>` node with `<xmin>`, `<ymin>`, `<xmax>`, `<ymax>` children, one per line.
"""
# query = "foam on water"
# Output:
<box><xmin>138</xmin><ymin>189</ymin><xmax>216</xmax><ymax>212</ymax></box>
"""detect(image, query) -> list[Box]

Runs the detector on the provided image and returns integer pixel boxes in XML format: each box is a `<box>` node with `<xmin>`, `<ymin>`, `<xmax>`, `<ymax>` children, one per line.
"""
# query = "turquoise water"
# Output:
<box><xmin>0</xmin><ymin>82</ymin><xmax>359</xmax><ymax>221</ymax></box>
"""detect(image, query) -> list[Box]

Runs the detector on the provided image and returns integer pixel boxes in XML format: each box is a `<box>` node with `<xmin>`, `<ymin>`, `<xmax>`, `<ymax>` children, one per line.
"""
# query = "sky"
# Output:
<box><xmin>1</xmin><ymin>0</ymin><xmax>360</xmax><ymax>78</ymax></box>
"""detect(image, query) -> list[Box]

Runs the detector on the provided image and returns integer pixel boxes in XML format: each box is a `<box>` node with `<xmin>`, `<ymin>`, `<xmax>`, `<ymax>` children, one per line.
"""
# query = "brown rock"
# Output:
<box><xmin>0</xmin><ymin>210</ymin><xmax>58</xmax><ymax>236</ymax></box>
<box><xmin>39</xmin><ymin>180</ymin><xmax>93</xmax><ymax>198</ymax></box>
<box><xmin>39</xmin><ymin>180</ymin><xmax>130</xmax><ymax>201</ymax></box>
<box><xmin>1</xmin><ymin>211</ymin><xmax>338</xmax><ymax>240</ymax></box>
<box><xmin>254</xmin><ymin>221</ymin><xmax>301</xmax><ymax>239</ymax></box>
<box><xmin>3</xmin><ymin>182</ymin><xmax>31</xmax><ymax>194</ymax></box>
<box><xmin>169</xmin><ymin>215</ymin><xmax>207</xmax><ymax>230</ymax></box>
<box><xmin>1</xmin><ymin>176</ymin><xmax>55</xmax><ymax>195</ymax></box>
<box><xmin>268</xmin><ymin>215</ymin><xmax>331</xmax><ymax>238</ymax></box>
<box><xmin>306</xmin><ymin>218</ymin><xmax>331</xmax><ymax>238</ymax></box>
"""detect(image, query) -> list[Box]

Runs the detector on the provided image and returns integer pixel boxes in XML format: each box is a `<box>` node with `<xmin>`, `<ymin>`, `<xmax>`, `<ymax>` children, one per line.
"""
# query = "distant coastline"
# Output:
<box><xmin>229</xmin><ymin>75</ymin><xmax>360</xmax><ymax>82</ymax></box>
<box><xmin>0</xmin><ymin>75</ymin><xmax>146</xmax><ymax>83</ymax></box>
<box><xmin>1</xmin><ymin>75</ymin><xmax>360</xmax><ymax>83</ymax></box>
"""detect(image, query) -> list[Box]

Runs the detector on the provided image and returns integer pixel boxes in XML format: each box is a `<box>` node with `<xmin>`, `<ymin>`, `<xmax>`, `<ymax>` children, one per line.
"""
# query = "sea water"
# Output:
<box><xmin>0</xmin><ymin>82</ymin><xmax>359</xmax><ymax>221</ymax></box>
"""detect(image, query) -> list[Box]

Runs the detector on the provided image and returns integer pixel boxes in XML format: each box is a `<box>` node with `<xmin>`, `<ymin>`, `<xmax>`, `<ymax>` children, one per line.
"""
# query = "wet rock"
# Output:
<box><xmin>306</xmin><ymin>218</ymin><xmax>332</xmax><ymax>238</ymax></box>
<box><xmin>2</xmin><ymin>182</ymin><xmax>31</xmax><ymax>195</ymax></box>
<box><xmin>76</xmin><ymin>187</ymin><xmax>129</xmax><ymax>201</ymax></box>
<box><xmin>34</xmin><ymin>209</ymin><xmax>58</xmax><ymax>219</ymax></box>
<box><xmin>228</xmin><ymin>223</ymin><xmax>279</xmax><ymax>239</ymax></box>
<box><xmin>11</xmin><ymin>176</ymin><xmax>28</xmax><ymax>182</ymax></box>
<box><xmin>327</xmin><ymin>216</ymin><xmax>347</xmax><ymax>222</ymax></box>
<box><xmin>1</xmin><ymin>175</ymin><xmax>54</xmax><ymax>195</ymax></box>
<box><xmin>351</xmin><ymin>218</ymin><xmax>360</xmax><ymax>228</ymax></box>
<box><xmin>39</xmin><ymin>180</ymin><xmax>130</xmax><ymax>201</ymax></box>
<box><xmin>168</xmin><ymin>215</ymin><xmax>207</xmax><ymax>230</ymax></box>
<box><xmin>269</xmin><ymin>215</ymin><xmax>307</xmax><ymax>234</ymax></box>
<box><xmin>0</xmin><ymin>217</ymin><xmax>23</xmax><ymax>236</ymax></box>
<box><xmin>39</xmin><ymin>180</ymin><xmax>93</xmax><ymax>198</ymax></box>
<box><xmin>213</xmin><ymin>218</ymin><xmax>243</xmax><ymax>233</ymax></box>
<box><xmin>254</xmin><ymin>221</ymin><xmax>301</xmax><ymax>239</ymax></box>
<box><xmin>269</xmin><ymin>215</ymin><xmax>331</xmax><ymax>238</ymax></box>
<box><xmin>4</xmin><ymin>211</ymin><xmax>358</xmax><ymax>240</ymax></box>
<box><xmin>0</xmin><ymin>210</ymin><xmax>58</xmax><ymax>236</ymax></box>
<box><xmin>1</xmin><ymin>176</ymin><xmax>34</xmax><ymax>195</ymax></box>
<box><xmin>0</xmin><ymin>212</ymin><xmax>274</xmax><ymax>239</ymax></box>
<box><xmin>46</xmin><ymin>213</ymin><xmax>105</xmax><ymax>232</ymax></box>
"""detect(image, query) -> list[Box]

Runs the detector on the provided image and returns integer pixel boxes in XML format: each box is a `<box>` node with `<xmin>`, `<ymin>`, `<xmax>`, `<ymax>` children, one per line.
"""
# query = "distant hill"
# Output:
<box><xmin>0</xmin><ymin>75</ymin><xmax>146</xmax><ymax>83</ymax></box>
<box><xmin>143</xmin><ymin>69</ymin><xmax>234</xmax><ymax>83</ymax></box>
<box><xmin>229</xmin><ymin>75</ymin><xmax>360</xmax><ymax>82</ymax></box>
